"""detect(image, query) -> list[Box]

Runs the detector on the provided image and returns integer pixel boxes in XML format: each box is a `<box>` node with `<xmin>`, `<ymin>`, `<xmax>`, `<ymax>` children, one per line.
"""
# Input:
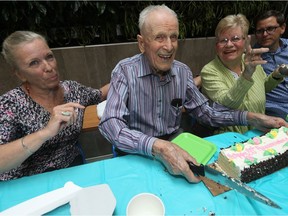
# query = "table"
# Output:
<box><xmin>0</xmin><ymin>131</ymin><xmax>287</xmax><ymax>215</ymax></box>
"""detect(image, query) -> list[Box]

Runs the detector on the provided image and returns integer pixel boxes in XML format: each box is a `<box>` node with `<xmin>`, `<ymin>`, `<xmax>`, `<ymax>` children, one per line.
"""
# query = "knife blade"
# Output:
<box><xmin>188</xmin><ymin>162</ymin><xmax>281</xmax><ymax>209</ymax></box>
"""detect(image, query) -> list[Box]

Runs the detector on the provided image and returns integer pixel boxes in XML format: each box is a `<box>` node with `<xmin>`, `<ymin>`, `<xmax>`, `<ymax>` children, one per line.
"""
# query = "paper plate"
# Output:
<box><xmin>172</xmin><ymin>133</ymin><xmax>217</xmax><ymax>165</ymax></box>
<box><xmin>70</xmin><ymin>184</ymin><xmax>116</xmax><ymax>215</ymax></box>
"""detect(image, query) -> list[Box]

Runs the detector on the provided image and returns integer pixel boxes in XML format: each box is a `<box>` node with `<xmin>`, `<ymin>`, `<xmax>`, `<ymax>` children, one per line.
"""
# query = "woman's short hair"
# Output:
<box><xmin>2</xmin><ymin>31</ymin><xmax>46</xmax><ymax>68</ymax></box>
<box><xmin>215</xmin><ymin>14</ymin><xmax>249</xmax><ymax>39</ymax></box>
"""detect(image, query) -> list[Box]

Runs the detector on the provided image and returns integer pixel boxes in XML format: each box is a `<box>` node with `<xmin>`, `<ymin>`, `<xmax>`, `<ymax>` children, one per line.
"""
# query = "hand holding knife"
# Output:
<box><xmin>188</xmin><ymin>161</ymin><xmax>281</xmax><ymax>209</ymax></box>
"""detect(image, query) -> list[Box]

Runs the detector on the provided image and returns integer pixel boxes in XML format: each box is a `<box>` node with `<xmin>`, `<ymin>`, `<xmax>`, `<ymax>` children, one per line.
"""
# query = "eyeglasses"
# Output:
<box><xmin>255</xmin><ymin>26</ymin><xmax>279</xmax><ymax>36</ymax></box>
<box><xmin>217</xmin><ymin>35</ymin><xmax>244</xmax><ymax>46</ymax></box>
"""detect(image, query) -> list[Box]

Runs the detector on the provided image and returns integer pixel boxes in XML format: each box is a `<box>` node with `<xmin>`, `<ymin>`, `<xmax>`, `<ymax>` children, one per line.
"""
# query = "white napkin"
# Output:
<box><xmin>97</xmin><ymin>100</ymin><xmax>107</xmax><ymax>119</ymax></box>
<box><xmin>70</xmin><ymin>184</ymin><xmax>116</xmax><ymax>215</ymax></box>
<box><xmin>0</xmin><ymin>181</ymin><xmax>81</xmax><ymax>216</ymax></box>
<box><xmin>0</xmin><ymin>182</ymin><xmax>116</xmax><ymax>216</ymax></box>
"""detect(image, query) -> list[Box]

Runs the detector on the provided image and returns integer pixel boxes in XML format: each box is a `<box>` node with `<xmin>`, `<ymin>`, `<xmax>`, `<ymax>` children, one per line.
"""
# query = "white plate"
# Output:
<box><xmin>70</xmin><ymin>184</ymin><xmax>116</xmax><ymax>215</ymax></box>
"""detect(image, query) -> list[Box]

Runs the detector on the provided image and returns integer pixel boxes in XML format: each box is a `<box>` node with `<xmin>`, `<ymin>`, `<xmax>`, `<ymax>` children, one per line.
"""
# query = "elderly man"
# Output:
<box><xmin>253</xmin><ymin>10</ymin><xmax>288</xmax><ymax>120</ymax></box>
<box><xmin>99</xmin><ymin>5</ymin><xmax>287</xmax><ymax>183</ymax></box>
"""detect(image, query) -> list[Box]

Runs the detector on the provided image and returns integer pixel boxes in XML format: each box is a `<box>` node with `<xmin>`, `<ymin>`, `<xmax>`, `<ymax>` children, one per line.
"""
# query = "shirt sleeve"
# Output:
<box><xmin>65</xmin><ymin>80</ymin><xmax>103</xmax><ymax>106</ymax></box>
<box><xmin>184</xmin><ymin>67</ymin><xmax>248</xmax><ymax>127</ymax></box>
<box><xmin>98</xmin><ymin>67</ymin><xmax>156</xmax><ymax>157</ymax></box>
<box><xmin>201</xmin><ymin>57</ymin><xmax>255</xmax><ymax>109</ymax></box>
<box><xmin>265</xmin><ymin>72</ymin><xmax>284</xmax><ymax>93</ymax></box>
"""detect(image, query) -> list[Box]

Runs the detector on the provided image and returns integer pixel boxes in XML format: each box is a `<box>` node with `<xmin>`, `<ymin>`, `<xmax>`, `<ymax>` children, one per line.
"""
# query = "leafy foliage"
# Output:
<box><xmin>0</xmin><ymin>1</ymin><xmax>287</xmax><ymax>48</ymax></box>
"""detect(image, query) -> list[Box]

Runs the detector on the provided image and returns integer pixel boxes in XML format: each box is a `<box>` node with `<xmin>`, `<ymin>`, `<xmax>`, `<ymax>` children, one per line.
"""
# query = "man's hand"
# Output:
<box><xmin>247</xmin><ymin>112</ymin><xmax>288</xmax><ymax>132</ymax></box>
<box><xmin>279</xmin><ymin>64</ymin><xmax>288</xmax><ymax>76</ymax></box>
<box><xmin>152</xmin><ymin>139</ymin><xmax>201</xmax><ymax>183</ymax></box>
<box><xmin>272</xmin><ymin>64</ymin><xmax>288</xmax><ymax>79</ymax></box>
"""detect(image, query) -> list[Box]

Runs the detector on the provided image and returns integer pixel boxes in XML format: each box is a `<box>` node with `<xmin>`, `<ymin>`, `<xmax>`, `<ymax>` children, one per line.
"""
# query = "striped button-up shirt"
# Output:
<box><xmin>254</xmin><ymin>38</ymin><xmax>288</xmax><ymax>120</ymax></box>
<box><xmin>99</xmin><ymin>54</ymin><xmax>247</xmax><ymax>156</ymax></box>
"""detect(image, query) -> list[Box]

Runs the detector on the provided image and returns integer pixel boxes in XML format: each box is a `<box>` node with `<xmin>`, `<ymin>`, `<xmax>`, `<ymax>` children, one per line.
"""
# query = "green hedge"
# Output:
<box><xmin>0</xmin><ymin>1</ymin><xmax>287</xmax><ymax>48</ymax></box>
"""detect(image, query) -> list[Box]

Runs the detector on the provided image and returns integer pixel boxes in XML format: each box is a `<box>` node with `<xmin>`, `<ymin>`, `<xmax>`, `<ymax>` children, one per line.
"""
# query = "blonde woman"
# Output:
<box><xmin>0</xmin><ymin>31</ymin><xmax>109</xmax><ymax>180</ymax></box>
<box><xmin>201</xmin><ymin>14</ymin><xmax>286</xmax><ymax>134</ymax></box>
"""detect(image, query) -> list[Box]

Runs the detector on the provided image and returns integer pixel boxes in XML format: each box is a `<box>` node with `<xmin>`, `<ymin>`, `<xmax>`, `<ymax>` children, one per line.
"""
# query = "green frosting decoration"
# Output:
<box><xmin>263</xmin><ymin>148</ymin><xmax>277</xmax><ymax>156</ymax></box>
<box><xmin>248</xmin><ymin>139</ymin><xmax>254</xmax><ymax>144</ymax></box>
<box><xmin>244</xmin><ymin>158</ymin><xmax>257</xmax><ymax>165</ymax></box>
<box><xmin>266</xmin><ymin>129</ymin><xmax>279</xmax><ymax>139</ymax></box>
<box><xmin>231</xmin><ymin>143</ymin><xmax>244</xmax><ymax>152</ymax></box>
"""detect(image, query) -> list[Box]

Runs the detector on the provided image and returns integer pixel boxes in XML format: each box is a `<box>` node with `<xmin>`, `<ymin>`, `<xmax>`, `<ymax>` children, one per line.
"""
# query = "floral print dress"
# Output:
<box><xmin>0</xmin><ymin>80</ymin><xmax>102</xmax><ymax>180</ymax></box>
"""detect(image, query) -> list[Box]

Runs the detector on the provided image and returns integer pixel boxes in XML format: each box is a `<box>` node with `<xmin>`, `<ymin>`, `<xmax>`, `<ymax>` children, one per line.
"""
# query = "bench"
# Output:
<box><xmin>81</xmin><ymin>105</ymin><xmax>113</xmax><ymax>162</ymax></box>
<box><xmin>82</xmin><ymin>105</ymin><xmax>100</xmax><ymax>132</ymax></box>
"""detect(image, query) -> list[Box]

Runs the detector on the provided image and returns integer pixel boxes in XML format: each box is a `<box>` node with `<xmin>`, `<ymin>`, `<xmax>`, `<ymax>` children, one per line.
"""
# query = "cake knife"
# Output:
<box><xmin>188</xmin><ymin>162</ymin><xmax>281</xmax><ymax>209</ymax></box>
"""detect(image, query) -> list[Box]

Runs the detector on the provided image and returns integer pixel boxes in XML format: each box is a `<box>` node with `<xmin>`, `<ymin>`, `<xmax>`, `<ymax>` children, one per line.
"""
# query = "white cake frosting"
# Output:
<box><xmin>218</xmin><ymin>126</ymin><xmax>288</xmax><ymax>181</ymax></box>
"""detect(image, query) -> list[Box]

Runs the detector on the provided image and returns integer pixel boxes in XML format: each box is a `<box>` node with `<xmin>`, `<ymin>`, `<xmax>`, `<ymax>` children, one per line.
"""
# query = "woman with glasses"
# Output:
<box><xmin>253</xmin><ymin>10</ymin><xmax>288</xmax><ymax>121</ymax></box>
<box><xmin>200</xmin><ymin>14</ymin><xmax>285</xmax><ymax>134</ymax></box>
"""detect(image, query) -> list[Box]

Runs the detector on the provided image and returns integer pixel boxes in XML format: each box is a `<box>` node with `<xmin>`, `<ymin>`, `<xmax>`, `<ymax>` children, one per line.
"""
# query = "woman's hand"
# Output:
<box><xmin>243</xmin><ymin>35</ymin><xmax>269</xmax><ymax>81</ymax></box>
<box><xmin>152</xmin><ymin>139</ymin><xmax>201</xmax><ymax>183</ymax></box>
<box><xmin>42</xmin><ymin>102</ymin><xmax>85</xmax><ymax>139</ymax></box>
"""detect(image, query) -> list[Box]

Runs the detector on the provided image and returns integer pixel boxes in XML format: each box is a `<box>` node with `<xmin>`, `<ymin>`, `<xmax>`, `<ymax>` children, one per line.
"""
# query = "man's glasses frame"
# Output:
<box><xmin>255</xmin><ymin>26</ymin><xmax>280</xmax><ymax>36</ymax></box>
<box><xmin>217</xmin><ymin>35</ymin><xmax>245</xmax><ymax>46</ymax></box>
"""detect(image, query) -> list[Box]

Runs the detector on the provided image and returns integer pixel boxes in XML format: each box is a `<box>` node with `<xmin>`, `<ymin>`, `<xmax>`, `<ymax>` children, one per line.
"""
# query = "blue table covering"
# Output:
<box><xmin>0</xmin><ymin>131</ymin><xmax>287</xmax><ymax>215</ymax></box>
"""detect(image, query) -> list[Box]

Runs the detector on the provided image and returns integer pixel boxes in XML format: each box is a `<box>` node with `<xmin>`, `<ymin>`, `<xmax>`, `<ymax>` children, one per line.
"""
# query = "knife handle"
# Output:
<box><xmin>188</xmin><ymin>161</ymin><xmax>205</xmax><ymax>176</ymax></box>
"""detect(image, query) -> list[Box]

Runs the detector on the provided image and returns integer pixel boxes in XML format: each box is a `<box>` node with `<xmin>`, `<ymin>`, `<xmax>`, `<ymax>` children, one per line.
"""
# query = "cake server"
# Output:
<box><xmin>188</xmin><ymin>162</ymin><xmax>281</xmax><ymax>209</ymax></box>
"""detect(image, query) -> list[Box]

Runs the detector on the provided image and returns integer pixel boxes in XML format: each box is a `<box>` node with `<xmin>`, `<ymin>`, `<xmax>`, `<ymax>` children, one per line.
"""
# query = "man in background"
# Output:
<box><xmin>254</xmin><ymin>10</ymin><xmax>288</xmax><ymax>120</ymax></box>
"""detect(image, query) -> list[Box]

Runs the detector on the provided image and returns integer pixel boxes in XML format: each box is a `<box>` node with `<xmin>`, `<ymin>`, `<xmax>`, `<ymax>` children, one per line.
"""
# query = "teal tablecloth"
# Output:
<box><xmin>0</xmin><ymin>131</ymin><xmax>287</xmax><ymax>215</ymax></box>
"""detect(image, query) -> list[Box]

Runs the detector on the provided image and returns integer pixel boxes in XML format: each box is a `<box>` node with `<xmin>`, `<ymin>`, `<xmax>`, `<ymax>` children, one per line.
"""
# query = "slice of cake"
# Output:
<box><xmin>217</xmin><ymin>126</ymin><xmax>288</xmax><ymax>183</ymax></box>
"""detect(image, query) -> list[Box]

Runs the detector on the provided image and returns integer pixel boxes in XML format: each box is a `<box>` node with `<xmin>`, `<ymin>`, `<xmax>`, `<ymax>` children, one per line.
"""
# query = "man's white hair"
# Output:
<box><xmin>138</xmin><ymin>4</ymin><xmax>178</xmax><ymax>34</ymax></box>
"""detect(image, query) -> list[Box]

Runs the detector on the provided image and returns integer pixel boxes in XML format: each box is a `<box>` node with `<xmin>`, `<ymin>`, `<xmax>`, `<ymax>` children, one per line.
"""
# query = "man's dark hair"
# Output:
<box><xmin>254</xmin><ymin>10</ymin><xmax>286</xmax><ymax>27</ymax></box>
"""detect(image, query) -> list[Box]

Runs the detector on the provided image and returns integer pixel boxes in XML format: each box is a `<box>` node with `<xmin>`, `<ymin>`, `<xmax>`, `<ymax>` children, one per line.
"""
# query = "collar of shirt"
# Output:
<box><xmin>279</xmin><ymin>38</ymin><xmax>288</xmax><ymax>51</ymax></box>
<box><xmin>138</xmin><ymin>54</ymin><xmax>176</xmax><ymax>79</ymax></box>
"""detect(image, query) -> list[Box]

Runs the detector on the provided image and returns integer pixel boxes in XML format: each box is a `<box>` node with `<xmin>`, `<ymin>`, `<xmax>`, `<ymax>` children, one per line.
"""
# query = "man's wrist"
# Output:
<box><xmin>246</xmin><ymin>112</ymin><xmax>258</xmax><ymax>126</ymax></box>
<box><xmin>152</xmin><ymin>139</ymin><xmax>169</xmax><ymax>158</ymax></box>
<box><xmin>152</xmin><ymin>139</ymin><xmax>161</xmax><ymax>157</ymax></box>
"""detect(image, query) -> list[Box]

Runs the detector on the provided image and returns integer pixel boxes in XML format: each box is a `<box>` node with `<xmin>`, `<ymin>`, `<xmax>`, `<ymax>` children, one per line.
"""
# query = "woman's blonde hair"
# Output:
<box><xmin>215</xmin><ymin>14</ymin><xmax>249</xmax><ymax>39</ymax></box>
<box><xmin>2</xmin><ymin>31</ymin><xmax>46</xmax><ymax>69</ymax></box>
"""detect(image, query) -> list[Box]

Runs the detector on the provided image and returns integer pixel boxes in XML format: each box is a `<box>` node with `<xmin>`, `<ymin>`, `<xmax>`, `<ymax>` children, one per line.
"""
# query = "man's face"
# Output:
<box><xmin>137</xmin><ymin>10</ymin><xmax>179</xmax><ymax>74</ymax></box>
<box><xmin>255</xmin><ymin>16</ymin><xmax>286</xmax><ymax>51</ymax></box>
